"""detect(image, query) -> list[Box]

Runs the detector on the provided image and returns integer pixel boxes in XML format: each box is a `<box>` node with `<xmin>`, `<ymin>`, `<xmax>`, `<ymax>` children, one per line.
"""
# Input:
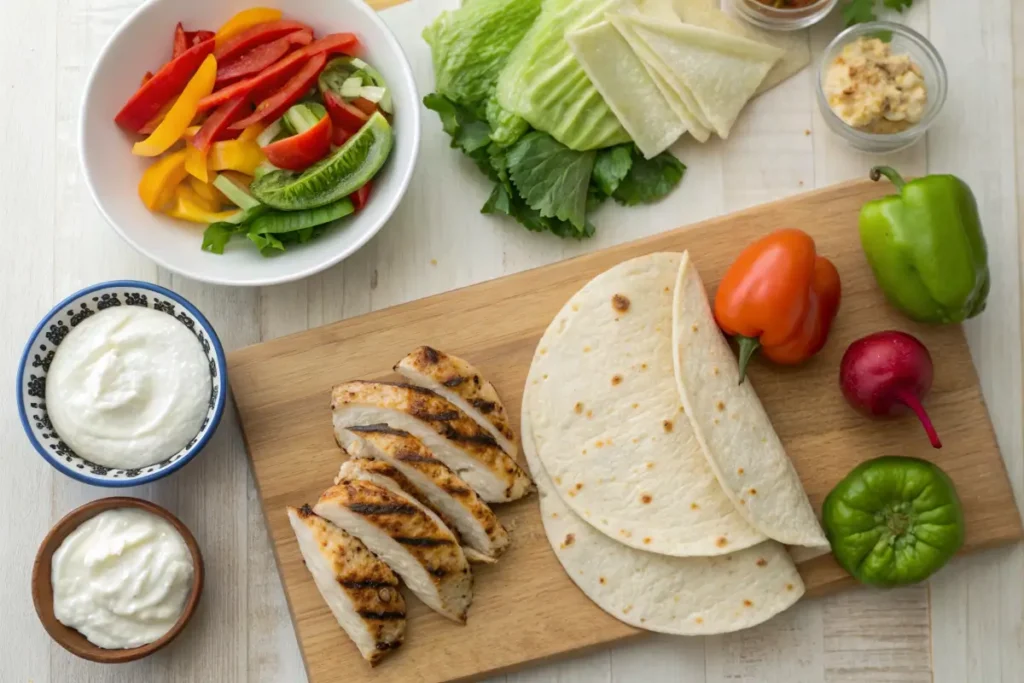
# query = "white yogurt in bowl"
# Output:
<box><xmin>45</xmin><ymin>306</ymin><xmax>211</xmax><ymax>469</ymax></box>
<box><xmin>51</xmin><ymin>507</ymin><xmax>195</xmax><ymax>649</ymax></box>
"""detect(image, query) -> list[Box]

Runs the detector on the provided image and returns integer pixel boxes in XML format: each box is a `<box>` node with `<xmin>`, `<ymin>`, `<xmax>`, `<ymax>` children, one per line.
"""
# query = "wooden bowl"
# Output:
<box><xmin>31</xmin><ymin>497</ymin><xmax>204</xmax><ymax>663</ymax></box>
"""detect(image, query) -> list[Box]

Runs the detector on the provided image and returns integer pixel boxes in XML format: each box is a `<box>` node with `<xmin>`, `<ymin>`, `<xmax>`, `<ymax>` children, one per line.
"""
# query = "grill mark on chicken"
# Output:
<box><xmin>440</xmin><ymin>424</ymin><xmax>500</xmax><ymax>447</ymax></box>
<box><xmin>428</xmin><ymin>567</ymin><xmax>449</xmax><ymax>578</ymax></box>
<box><xmin>349</xmin><ymin>424</ymin><xmax>411</xmax><ymax>437</ymax></box>
<box><xmin>470</xmin><ymin>398</ymin><xmax>496</xmax><ymax>414</ymax></box>
<box><xmin>422</xmin><ymin>346</ymin><xmax>440</xmax><ymax>364</ymax></box>
<box><xmin>394</xmin><ymin>452</ymin><xmax>437</xmax><ymax>464</ymax></box>
<box><xmin>443</xmin><ymin>376</ymin><xmax>466</xmax><ymax>387</ymax></box>
<box><xmin>376</xmin><ymin>641</ymin><xmax>403</xmax><ymax>651</ymax></box>
<box><xmin>394</xmin><ymin>536</ymin><xmax>455</xmax><ymax>547</ymax></box>
<box><xmin>413</xmin><ymin>409</ymin><xmax>461</xmax><ymax>422</ymax></box>
<box><xmin>348</xmin><ymin>502</ymin><xmax>418</xmax><ymax>516</ymax></box>
<box><xmin>441</xmin><ymin>484</ymin><xmax>472</xmax><ymax>496</ymax></box>
<box><xmin>358</xmin><ymin>610</ymin><xmax>406</xmax><ymax>621</ymax></box>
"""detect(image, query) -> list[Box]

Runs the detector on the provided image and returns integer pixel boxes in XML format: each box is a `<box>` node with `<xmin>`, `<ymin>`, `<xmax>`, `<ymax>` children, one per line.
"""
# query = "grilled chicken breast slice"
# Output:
<box><xmin>337</xmin><ymin>425</ymin><xmax>510</xmax><ymax>561</ymax></box>
<box><xmin>394</xmin><ymin>347</ymin><xmax>518</xmax><ymax>458</ymax></box>
<box><xmin>336</xmin><ymin>455</ymin><xmax>504</xmax><ymax>564</ymax></box>
<box><xmin>331</xmin><ymin>381</ymin><xmax>532</xmax><ymax>503</ymax></box>
<box><xmin>314</xmin><ymin>479</ymin><xmax>473</xmax><ymax>623</ymax></box>
<box><xmin>287</xmin><ymin>505</ymin><xmax>405</xmax><ymax>665</ymax></box>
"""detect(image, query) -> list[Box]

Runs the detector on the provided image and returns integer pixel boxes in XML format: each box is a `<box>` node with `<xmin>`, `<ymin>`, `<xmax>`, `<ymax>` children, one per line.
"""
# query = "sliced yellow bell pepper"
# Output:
<box><xmin>188</xmin><ymin>176</ymin><xmax>224</xmax><ymax>210</ymax></box>
<box><xmin>215</xmin><ymin>8</ymin><xmax>283</xmax><ymax>46</ymax></box>
<box><xmin>185</xmin><ymin>141</ymin><xmax>209</xmax><ymax>183</ymax></box>
<box><xmin>238</xmin><ymin>123</ymin><xmax>267</xmax><ymax>142</ymax></box>
<box><xmin>208</xmin><ymin>140</ymin><xmax>265</xmax><ymax>175</ymax></box>
<box><xmin>133</xmin><ymin>55</ymin><xmax>217</xmax><ymax>157</ymax></box>
<box><xmin>165</xmin><ymin>185</ymin><xmax>240</xmax><ymax>224</ymax></box>
<box><xmin>182</xmin><ymin>125</ymin><xmax>202</xmax><ymax>141</ymax></box>
<box><xmin>138</xmin><ymin>150</ymin><xmax>188</xmax><ymax>211</ymax></box>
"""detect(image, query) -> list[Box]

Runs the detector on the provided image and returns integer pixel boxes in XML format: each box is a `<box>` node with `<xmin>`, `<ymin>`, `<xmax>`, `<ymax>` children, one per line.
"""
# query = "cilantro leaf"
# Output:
<box><xmin>843</xmin><ymin>0</ymin><xmax>877</xmax><ymax>25</ymax></box>
<box><xmin>505</xmin><ymin>131</ymin><xmax>595</xmax><ymax>231</ymax></box>
<box><xmin>482</xmin><ymin>183</ymin><xmax>594</xmax><ymax>239</ymax></box>
<box><xmin>612</xmin><ymin>149</ymin><xmax>685</xmax><ymax>206</ymax></box>
<box><xmin>592</xmin><ymin>145</ymin><xmax>634</xmax><ymax>197</ymax></box>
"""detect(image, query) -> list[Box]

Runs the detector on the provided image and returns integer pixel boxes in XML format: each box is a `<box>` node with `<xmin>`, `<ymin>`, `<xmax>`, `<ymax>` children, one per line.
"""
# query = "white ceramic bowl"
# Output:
<box><xmin>17</xmin><ymin>281</ymin><xmax>226</xmax><ymax>487</ymax></box>
<box><xmin>80</xmin><ymin>0</ymin><xmax>419</xmax><ymax>287</ymax></box>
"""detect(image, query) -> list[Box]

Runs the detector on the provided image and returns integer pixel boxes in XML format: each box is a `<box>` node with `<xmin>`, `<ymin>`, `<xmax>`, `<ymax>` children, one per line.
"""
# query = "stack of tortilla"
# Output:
<box><xmin>522</xmin><ymin>251</ymin><xmax>828</xmax><ymax>635</ymax></box>
<box><xmin>566</xmin><ymin>0</ymin><xmax>810</xmax><ymax>157</ymax></box>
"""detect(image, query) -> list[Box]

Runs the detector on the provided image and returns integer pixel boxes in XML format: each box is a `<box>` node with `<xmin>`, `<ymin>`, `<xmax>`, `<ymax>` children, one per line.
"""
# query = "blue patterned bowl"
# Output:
<box><xmin>17</xmin><ymin>281</ymin><xmax>226</xmax><ymax>487</ymax></box>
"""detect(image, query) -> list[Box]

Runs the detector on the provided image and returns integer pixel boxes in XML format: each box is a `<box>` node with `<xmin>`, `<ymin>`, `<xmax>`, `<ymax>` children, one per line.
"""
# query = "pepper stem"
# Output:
<box><xmin>893</xmin><ymin>387</ymin><xmax>942</xmax><ymax>449</ymax></box>
<box><xmin>735</xmin><ymin>336</ymin><xmax>760</xmax><ymax>385</ymax></box>
<box><xmin>870</xmin><ymin>165</ymin><xmax>907</xmax><ymax>190</ymax></box>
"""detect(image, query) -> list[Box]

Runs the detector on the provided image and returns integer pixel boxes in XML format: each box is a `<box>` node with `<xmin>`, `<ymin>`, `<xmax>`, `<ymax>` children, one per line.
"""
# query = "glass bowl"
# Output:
<box><xmin>728</xmin><ymin>0</ymin><xmax>839</xmax><ymax>31</ymax></box>
<box><xmin>816</xmin><ymin>22</ymin><xmax>947</xmax><ymax>154</ymax></box>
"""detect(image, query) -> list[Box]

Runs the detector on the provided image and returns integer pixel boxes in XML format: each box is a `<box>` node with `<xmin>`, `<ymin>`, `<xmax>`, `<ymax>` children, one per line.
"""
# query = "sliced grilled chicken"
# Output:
<box><xmin>314</xmin><ymin>479</ymin><xmax>473</xmax><ymax>623</ymax></box>
<box><xmin>336</xmin><ymin>455</ymin><xmax>504</xmax><ymax>564</ymax></box>
<box><xmin>337</xmin><ymin>425</ymin><xmax>511</xmax><ymax>561</ymax></box>
<box><xmin>286</xmin><ymin>505</ymin><xmax>405</xmax><ymax>665</ymax></box>
<box><xmin>394</xmin><ymin>347</ymin><xmax>518</xmax><ymax>458</ymax></box>
<box><xmin>331</xmin><ymin>381</ymin><xmax>532</xmax><ymax>503</ymax></box>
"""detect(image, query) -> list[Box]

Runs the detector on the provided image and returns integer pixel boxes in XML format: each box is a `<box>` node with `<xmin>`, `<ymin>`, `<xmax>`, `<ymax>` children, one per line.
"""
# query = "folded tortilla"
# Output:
<box><xmin>671</xmin><ymin>253</ymin><xmax>829</xmax><ymax>548</ymax></box>
<box><xmin>526</xmin><ymin>252</ymin><xmax>765</xmax><ymax>557</ymax></box>
<box><xmin>623</xmin><ymin>15</ymin><xmax>783</xmax><ymax>139</ymax></box>
<box><xmin>522</xmin><ymin>398</ymin><xmax>805</xmax><ymax>635</ymax></box>
<box><xmin>567</xmin><ymin>20</ymin><xmax>686</xmax><ymax>158</ymax></box>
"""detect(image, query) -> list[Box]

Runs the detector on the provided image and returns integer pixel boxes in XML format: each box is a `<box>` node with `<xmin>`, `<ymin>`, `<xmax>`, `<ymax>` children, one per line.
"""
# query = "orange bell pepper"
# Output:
<box><xmin>714</xmin><ymin>228</ymin><xmax>842</xmax><ymax>383</ymax></box>
<box><xmin>207</xmin><ymin>139</ymin><xmax>265</xmax><ymax>175</ymax></box>
<box><xmin>165</xmin><ymin>184</ymin><xmax>239</xmax><ymax>224</ymax></box>
<box><xmin>133</xmin><ymin>54</ymin><xmax>218</xmax><ymax>157</ymax></box>
<box><xmin>138</xmin><ymin>150</ymin><xmax>188</xmax><ymax>211</ymax></box>
<box><xmin>214</xmin><ymin>7</ymin><xmax>283</xmax><ymax>47</ymax></box>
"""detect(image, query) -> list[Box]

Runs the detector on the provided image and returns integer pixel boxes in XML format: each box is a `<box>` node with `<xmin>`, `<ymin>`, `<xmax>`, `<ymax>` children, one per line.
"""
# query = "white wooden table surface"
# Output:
<box><xmin>3</xmin><ymin>0</ymin><xmax>1022</xmax><ymax>681</ymax></box>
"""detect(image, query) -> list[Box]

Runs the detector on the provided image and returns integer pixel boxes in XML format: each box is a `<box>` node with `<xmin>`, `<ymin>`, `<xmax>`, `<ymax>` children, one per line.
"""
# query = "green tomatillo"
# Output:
<box><xmin>822</xmin><ymin>456</ymin><xmax>964</xmax><ymax>586</ymax></box>
<box><xmin>859</xmin><ymin>166</ymin><xmax>990</xmax><ymax>324</ymax></box>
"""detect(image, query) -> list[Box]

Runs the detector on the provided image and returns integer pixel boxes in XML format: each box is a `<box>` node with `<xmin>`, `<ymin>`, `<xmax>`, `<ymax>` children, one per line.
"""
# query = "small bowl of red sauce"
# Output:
<box><xmin>728</xmin><ymin>0</ymin><xmax>839</xmax><ymax>31</ymax></box>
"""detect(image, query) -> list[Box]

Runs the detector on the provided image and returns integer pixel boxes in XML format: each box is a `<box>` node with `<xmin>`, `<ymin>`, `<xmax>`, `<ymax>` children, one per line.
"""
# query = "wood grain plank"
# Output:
<box><xmin>229</xmin><ymin>180</ymin><xmax>1022</xmax><ymax>683</ymax></box>
<box><xmin>928</xmin><ymin>0</ymin><xmax>1024</xmax><ymax>681</ymax></box>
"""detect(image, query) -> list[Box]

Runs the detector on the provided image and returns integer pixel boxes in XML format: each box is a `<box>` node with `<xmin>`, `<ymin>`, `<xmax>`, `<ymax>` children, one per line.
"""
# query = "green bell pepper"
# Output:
<box><xmin>823</xmin><ymin>456</ymin><xmax>964</xmax><ymax>587</ymax></box>
<box><xmin>859</xmin><ymin>166</ymin><xmax>990</xmax><ymax>324</ymax></box>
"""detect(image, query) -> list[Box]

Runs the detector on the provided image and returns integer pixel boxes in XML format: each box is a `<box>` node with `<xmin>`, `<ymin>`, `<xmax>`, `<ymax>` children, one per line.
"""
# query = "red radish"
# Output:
<box><xmin>839</xmin><ymin>331</ymin><xmax>942</xmax><ymax>449</ymax></box>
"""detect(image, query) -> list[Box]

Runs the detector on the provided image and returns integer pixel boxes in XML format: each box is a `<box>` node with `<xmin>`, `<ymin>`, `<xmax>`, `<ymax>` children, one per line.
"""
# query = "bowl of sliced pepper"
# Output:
<box><xmin>80</xmin><ymin>1</ymin><xmax>419</xmax><ymax>287</ymax></box>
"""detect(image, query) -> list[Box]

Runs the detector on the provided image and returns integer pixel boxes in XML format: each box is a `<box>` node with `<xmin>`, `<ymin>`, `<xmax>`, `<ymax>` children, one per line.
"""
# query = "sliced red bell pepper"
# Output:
<box><xmin>115</xmin><ymin>38</ymin><xmax>215</xmax><ymax>132</ymax></box>
<box><xmin>173</xmin><ymin>22</ymin><xmax>188</xmax><ymax>58</ymax></box>
<box><xmin>193</xmin><ymin>95</ymin><xmax>250</xmax><ymax>152</ymax></box>
<box><xmin>229</xmin><ymin>53</ymin><xmax>328</xmax><ymax>130</ymax></box>
<box><xmin>188</xmin><ymin>30</ymin><xmax>215</xmax><ymax>47</ymax></box>
<box><xmin>324</xmin><ymin>90</ymin><xmax>368</xmax><ymax>132</ymax></box>
<box><xmin>332</xmin><ymin>124</ymin><xmax>352</xmax><ymax>147</ymax></box>
<box><xmin>197</xmin><ymin>33</ymin><xmax>358</xmax><ymax>112</ymax></box>
<box><xmin>214</xmin><ymin>29</ymin><xmax>312</xmax><ymax>88</ymax></box>
<box><xmin>351</xmin><ymin>97</ymin><xmax>378</xmax><ymax>117</ymax></box>
<box><xmin>261</xmin><ymin>112</ymin><xmax>332</xmax><ymax>171</ymax></box>
<box><xmin>213</xmin><ymin>20</ymin><xmax>311</xmax><ymax>62</ymax></box>
<box><xmin>352</xmin><ymin>181</ymin><xmax>372</xmax><ymax>211</ymax></box>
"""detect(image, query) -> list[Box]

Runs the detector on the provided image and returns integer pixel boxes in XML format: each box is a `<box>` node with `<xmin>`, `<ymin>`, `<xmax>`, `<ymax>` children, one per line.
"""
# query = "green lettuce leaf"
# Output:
<box><xmin>482</xmin><ymin>183</ymin><xmax>594</xmax><ymax>239</ymax></box>
<box><xmin>495</xmin><ymin>0</ymin><xmax>630</xmax><ymax>150</ymax></box>
<box><xmin>201</xmin><ymin>222</ymin><xmax>242</xmax><ymax>254</ymax></box>
<box><xmin>486</xmin><ymin>93</ymin><xmax>530</xmax><ymax>148</ymax></box>
<box><xmin>612</xmin><ymin>148</ymin><xmax>686</xmax><ymax>206</ymax></box>
<box><xmin>506</xmin><ymin>131</ymin><xmax>596</xmax><ymax>230</ymax></box>
<box><xmin>592</xmin><ymin>144</ymin><xmax>633</xmax><ymax>197</ymax></box>
<box><xmin>423</xmin><ymin>0</ymin><xmax>542</xmax><ymax>118</ymax></box>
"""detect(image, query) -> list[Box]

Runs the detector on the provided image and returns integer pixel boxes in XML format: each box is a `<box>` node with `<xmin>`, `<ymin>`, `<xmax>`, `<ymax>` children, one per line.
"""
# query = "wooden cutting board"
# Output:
<box><xmin>227</xmin><ymin>180</ymin><xmax>1023</xmax><ymax>683</ymax></box>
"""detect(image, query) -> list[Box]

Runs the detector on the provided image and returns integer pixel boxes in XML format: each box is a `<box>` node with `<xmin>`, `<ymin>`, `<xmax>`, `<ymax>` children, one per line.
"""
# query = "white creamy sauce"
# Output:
<box><xmin>51</xmin><ymin>508</ymin><xmax>195</xmax><ymax>649</ymax></box>
<box><xmin>45</xmin><ymin>306</ymin><xmax>211</xmax><ymax>469</ymax></box>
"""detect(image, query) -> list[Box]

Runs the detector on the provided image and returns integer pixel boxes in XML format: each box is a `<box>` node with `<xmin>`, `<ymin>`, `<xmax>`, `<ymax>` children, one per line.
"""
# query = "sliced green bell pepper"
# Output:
<box><xmin>859</xmin><ymin>166</ymin><xmax>990</xmax><ymax>324</ymax></box>
<box><xmin>823</xmin><ymin>456</ymin><xmax>964</xmax><ymax>587</ymax></box>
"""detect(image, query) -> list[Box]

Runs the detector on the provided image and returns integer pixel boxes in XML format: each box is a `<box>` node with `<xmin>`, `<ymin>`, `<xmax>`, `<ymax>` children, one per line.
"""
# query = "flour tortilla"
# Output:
<box><xmin>623</xmin><ymin>15</ymin><xmax>782</xmax><ymax>139</ymax></box>
<box><xmin>607</xmin><ymin>12</ymin><xmax>712</xmax><ymax>142</ymax></box>
<box><xmin>526</xmin><ymin>252</ymin><xmax>764</xmax><ymax>557</ymax></box>
<box><xmin>567</xmin><ymin>21</ymin><xmax>686</xmax><ymax>158</ymax></box>
<box><xmin>522</xmin><ymin>396</ymin><xmax>805</xmax><ymax>635</ymax></box>
<box><xmin>671</xmin><ymin>253</ymin><xmax>828</xmax><ymax>548</ymax></box>
<box><xmin>671</xmin><ymin>0</ymin><xmax>811</xmax><ymax>95</ymax></box>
